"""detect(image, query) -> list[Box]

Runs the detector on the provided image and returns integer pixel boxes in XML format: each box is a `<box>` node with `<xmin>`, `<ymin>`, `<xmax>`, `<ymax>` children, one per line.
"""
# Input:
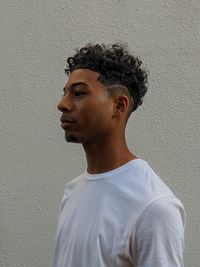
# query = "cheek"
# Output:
<box><xmin>89</xmin><ymin>106</ymin><xmax>114</xmax><ymax>128</ymax></box>
<box><xmin>77</xmin><ymin>97</ymin><xmax>114</xmax><ymax>126</ymax></box>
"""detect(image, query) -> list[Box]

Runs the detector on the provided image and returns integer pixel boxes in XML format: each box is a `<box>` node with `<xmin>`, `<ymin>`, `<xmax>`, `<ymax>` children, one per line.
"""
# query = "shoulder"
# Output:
<box><xmin>136</xmin><ymin>195</ymin><xmax>186</xmax><ymax>231</ymax></box>
<box><xmin>59</xmin><ymin>174</ymin><xmax>84</xmax><ymax>213</ymax></box>
<box><xmin>127</xmin><ymin>195</ymin><xmax>185</xmax><ymax>266</ymax></box>
<box><xmin>122</xmin><ymin>159</ymin><xmax>173</xmax><ymax>195</ymax></box>
<box><xmin>64</xmin><ymin>174</ymin><xmax>83</xmax><ymax>190</ymax></box>
<box><xmin>118</xmin><ymin>159</ymin><xmax>176</xmax><ymax>207</ymax></box>
<box><xmin>63</xmin><ymin>173</ymin><xmax>85</xmax><ymax>199</ymax></box>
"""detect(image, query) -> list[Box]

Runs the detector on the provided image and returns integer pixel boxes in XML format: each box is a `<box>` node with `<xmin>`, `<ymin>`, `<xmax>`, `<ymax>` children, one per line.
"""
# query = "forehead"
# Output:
<box><xmin>67</xmin><ymin>69</ymin><xmax>101</xmax><ymax>86</ymax></box>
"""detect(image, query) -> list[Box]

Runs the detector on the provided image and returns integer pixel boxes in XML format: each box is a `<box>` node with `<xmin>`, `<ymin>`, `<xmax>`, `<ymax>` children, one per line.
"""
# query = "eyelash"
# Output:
<box><xmin>62</xmin><ymin>91</ymin><xmax>86</xmax><ymax>97</ymax></box>
<box><xmin>74</xmin><ymin>91</ymin><xmax>85</xmax><ymax>97</ymax></box>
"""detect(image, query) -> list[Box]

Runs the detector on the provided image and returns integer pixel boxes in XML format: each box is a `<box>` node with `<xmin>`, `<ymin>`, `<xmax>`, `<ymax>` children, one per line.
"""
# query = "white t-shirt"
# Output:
<box><xmin>53</xmin><ymin>159</ymin><xmax>185</xmax><ymax>267</ymax></box>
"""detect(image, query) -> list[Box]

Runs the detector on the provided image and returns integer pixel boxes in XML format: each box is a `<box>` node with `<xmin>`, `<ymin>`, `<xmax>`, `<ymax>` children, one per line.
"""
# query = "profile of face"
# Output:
<box><xmin>57</xmin><ymin>69</ymin><xmax>117</xmax><ymax>144</ymax></box>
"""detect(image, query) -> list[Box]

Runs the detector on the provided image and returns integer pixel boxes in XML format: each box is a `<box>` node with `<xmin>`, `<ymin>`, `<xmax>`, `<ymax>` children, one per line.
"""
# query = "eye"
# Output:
<box><xmin>74</xmin><ymin>91</ymin><xmax>86</xmax><ymax>97</ymax></box>
<box><xmin>62</xmin><ymin>90</ymin><xmax>66</xmax><ymax>97</ymax></box>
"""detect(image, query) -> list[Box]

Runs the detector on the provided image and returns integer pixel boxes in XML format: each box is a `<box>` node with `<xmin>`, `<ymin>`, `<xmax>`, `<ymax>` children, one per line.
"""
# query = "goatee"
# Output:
<box><xmin>65</xmin><ymin>135</ymin><xmax>78</xmax><ymax>143</ymax></box>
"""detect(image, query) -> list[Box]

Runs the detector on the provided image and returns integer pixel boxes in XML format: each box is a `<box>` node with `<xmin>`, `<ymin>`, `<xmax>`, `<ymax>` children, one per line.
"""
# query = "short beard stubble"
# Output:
<box><xmin>65</xmin><ymin>135</ymin><xmax>79</xmax><ymax>143</ymax></box>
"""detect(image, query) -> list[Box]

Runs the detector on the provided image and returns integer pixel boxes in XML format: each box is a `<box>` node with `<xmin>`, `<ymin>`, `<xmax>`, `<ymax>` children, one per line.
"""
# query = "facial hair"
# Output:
<box><xmin>65</xmin><ymin>135</ymin><xmax>79</xmax><ymax>143</ymax></box>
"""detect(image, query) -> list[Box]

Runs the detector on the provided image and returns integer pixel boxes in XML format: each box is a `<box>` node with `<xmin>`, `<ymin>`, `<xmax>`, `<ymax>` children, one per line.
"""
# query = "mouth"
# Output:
<box><xmin>60</xmin><ymin>116</ymin><xmax>75</xmax><ymax>129</ymax></box>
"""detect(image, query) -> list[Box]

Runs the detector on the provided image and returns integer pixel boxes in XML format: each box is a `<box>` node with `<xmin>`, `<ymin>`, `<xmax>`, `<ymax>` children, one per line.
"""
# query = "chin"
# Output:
<box><xmin>65</xmin><ymin>134</ymin><xmax>80</xmax><ymax>143</ymax></box>
<box><xmin>65</xmin><ymin>132</ymin><xmax>92</xmax><ymax>144</ymax></box>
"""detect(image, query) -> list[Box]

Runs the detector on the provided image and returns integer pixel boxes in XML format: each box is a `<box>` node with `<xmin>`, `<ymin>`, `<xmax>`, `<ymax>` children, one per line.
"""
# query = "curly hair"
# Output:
<box><xmin>65</xmin><ymin>43</ymin><xmax>148</xmax><ymax>112</ymax></box>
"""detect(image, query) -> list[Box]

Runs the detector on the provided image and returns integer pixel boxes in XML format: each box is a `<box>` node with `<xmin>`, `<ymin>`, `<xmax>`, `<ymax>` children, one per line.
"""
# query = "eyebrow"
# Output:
<box><xmin>63</xmin><ymin>82</ymin><xmax>88</xmax><ymax>93</ymax></box>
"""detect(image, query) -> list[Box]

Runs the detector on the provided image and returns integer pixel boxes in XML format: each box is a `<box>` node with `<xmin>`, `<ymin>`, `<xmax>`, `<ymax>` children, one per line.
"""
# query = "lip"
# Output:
<box><xmin>60</xmin><ymin>116</ymin><xmax>75</xmax><ymax>129</ymax></box>
<box><xmin>60</xmin><ymin>116</ymin><xmax>75</xmax><ymax>123</ymax></box>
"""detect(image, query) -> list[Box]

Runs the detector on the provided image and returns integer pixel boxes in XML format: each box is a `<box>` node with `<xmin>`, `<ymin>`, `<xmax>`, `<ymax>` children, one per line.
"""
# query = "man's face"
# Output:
<box><xmin>57</xmin><ymin>69</ymin><xmax>116</xmax><ymax>144</ymax></box>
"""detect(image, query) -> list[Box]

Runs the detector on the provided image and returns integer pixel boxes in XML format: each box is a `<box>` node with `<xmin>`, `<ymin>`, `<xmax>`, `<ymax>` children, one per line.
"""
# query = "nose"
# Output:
<box><xmin>57</xmin><ymin>95</ymin><xmax>73</xmax><ymax>112</ymax></box>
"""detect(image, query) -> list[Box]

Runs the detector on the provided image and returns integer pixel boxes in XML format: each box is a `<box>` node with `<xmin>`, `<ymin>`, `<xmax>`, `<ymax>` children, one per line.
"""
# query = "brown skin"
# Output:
<box><xmin>57</xmin><ymin>69</ymin><xmax>137</xmax><ymax>174</ymax></box>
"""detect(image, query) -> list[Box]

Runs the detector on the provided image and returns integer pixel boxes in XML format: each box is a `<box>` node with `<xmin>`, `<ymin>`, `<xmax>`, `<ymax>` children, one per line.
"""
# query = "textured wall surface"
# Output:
<box><xmin>1</xmin><ymin>0</ymin><xmax>199</xmax><ymax>266</ymax></box>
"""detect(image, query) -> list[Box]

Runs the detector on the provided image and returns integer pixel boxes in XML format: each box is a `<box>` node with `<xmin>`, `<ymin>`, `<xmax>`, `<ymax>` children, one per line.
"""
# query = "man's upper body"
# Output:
<box><xmin>53</xmin><ymin>43</ymin><xmax>185</xmax><ymax>266</ymax></box>
<box><xmin>53</xmin><ymin>158</ymin><xmax>185</xmax><ymax>267</ymax></box>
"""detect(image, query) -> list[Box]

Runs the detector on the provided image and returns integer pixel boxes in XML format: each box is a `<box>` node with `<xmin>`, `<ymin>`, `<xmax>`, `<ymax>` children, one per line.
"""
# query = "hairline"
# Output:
<box><xmin>68</xmin><ymin>68</ymin><xmax>134</xmax><ymax>116</ymax></box>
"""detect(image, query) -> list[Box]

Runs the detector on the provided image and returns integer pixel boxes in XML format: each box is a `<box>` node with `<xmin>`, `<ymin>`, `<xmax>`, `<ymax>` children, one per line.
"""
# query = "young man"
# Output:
<box><xmin>53</xmin><ymin>43</ymin><xmax>185</xmax><ymax>267</ymax></box>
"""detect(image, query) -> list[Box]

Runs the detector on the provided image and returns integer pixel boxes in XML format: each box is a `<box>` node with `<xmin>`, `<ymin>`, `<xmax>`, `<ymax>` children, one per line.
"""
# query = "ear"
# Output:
<box><xmin>113</xmin><ymin>95</ymin><xmax>129</xmax><ymax>117</ymax></box>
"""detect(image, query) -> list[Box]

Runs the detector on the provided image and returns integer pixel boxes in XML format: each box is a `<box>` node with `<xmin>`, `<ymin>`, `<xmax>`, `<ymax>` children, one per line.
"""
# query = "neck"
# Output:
<box><xmin>82</xmin><ymin>134</ymin><xmax>137</xmax><ymax>174</ymax></box>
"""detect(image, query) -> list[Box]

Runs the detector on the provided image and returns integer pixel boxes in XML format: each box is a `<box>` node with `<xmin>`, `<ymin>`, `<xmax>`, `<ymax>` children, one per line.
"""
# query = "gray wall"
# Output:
<box><xmin>1</xmin><ymin>0</ymin><xmax>199</xmax><ymax>266</ymax></box>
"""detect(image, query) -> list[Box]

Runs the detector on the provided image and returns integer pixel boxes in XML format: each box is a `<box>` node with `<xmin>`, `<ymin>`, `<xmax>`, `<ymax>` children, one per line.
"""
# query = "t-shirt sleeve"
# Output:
<box><xmin>129</xmin><ymin>195</ymin><xmax>186</xmax><ymax>267</ymax></box>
